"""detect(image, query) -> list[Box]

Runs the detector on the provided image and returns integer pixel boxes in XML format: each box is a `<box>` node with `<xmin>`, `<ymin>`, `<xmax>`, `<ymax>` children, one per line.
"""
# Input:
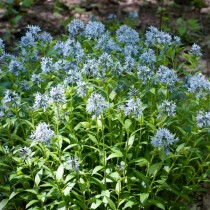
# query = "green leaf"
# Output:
<box><xmin>80</xmin><ymin>122</ymin><xmax>90</xmax><ymax>128</ymax></box>
<box><xmin>126</xmin><ymin>135</ymin><xmax>135</xmax><ymax>148</ymax></box>
<box><xmin>109</xmin><ymin>90</ymin><xmax>117</xmax><ymax>101</ymax></box>
<box><xmin>97</xmin><ymin>118</ymin><xmax>103</xmax><ymax>129</ymax></box>
<box><xmin>176</xmin><ymin>143</ymin><xmax>186</xmax><ymax>153</ymax></box>
<box><xmin>57</xmin><ymin>201</ymin><xmax>66</xmax><ymax>210</ymax></box>
<box><xmin>92</xmin><ymin>166</ymin><xmax>104</xmax><ymax>175</ymax></box>
<box><xmin>26</xmin><ymin>200</ymin><xmax>39</xmax><ymax>209</ymax></box>
<box><xmin>101</xmin><ymin>190</ymin><xmax>110</xmax><ymax>198</ymax></box>
<box><xmin>23</xmin><ymin>0</ymin><xmax>33</xmax><ymax>7</ymax></box>
<box><xmin>109</xmin><ymin>172</ymin><xmax>120</xmax><ymax>181</ymax></box>
<box><xmin>23</xmin><ymin>120</ymin><xmax>34</xmax><ymax>129</ymax></box>
<box><xmin>64</xmin><ymin>174</ymin><xmax>75</xmax><ymax>184</ymax></box>
<box><xmin>140</xmin><ymin>193</ymin><xmax>149</xmax><ymax>204</ymax></box>
<box><xmin>107</xmin><ymin>198</ymin><xmax>116</xmax><ymax>210</ymax></box>
<box><xmin>175</xmin><ymin>126</ymin><xmax>187</xmax><ymax>136</ymax></box>
<box><xmin>150</xmin><ymin>88</ymin><xmax>156</xmax><ymax>94</ymax></box>
<box><xmin>9</xmin><ymin>191</ymin><xmax>19</xmax><ymax>200</ymax></box>
<box><xmin>124</xmin><ymin>200</ymin><xmax>135</xmax><ymax>208</ymax></box>
<box><xmin>90</xmin><ymin>199</ymin><xmax>102</xmax><ymax>209</ymax></box>
<box><xmin>0</xmin><ymin>199</ymin><xmax>8</xmax><ymax>209</ymax></box>
<box><xmin>148</xmin><ymin>162</ymin><xmax>162</xmax><ymax>176</ymax></box>
<box><xmin>124</xmin><ymin>119</ymin><xmax>132</xmax><ymax>131</ymax></box>
<box><xmin>135</xmin><ymin>158</ymin><xmax>149</xmax><ymax>167</ymax></box>
<box><xmin>56</xmin><ymin>164</ymin><xmax>64</xmax><ymax>181</ymax></box>
<box><xmin>25</xmin><ymin>189</ymin><xmax>38</xmax><ymax>195</ymax></box>
<box><xmin>115</xmin><ymin>181</ymin><xmax>121</xmax><ymax>194</ymax></box>
<box><xmin>107</xmin><ymin>149</ymin><xmax>123</xmax><ymax>160</ymax></box>
<box><xmin>90</xmin><ymin>177</ymin><xmax>104</xmax><ymax>189</ymax></box>
<box><xmin>11</xmin><ymin>15</ymin><xmax>22</xmax><ymax>24</ymax></box>
<box><xmin>63</xmin><ymin>144</ymin><xmax>78</xmax><ymax>152</ymax></box>
<box><xmin>134</xmin><ymin>170</ymin><xmax>150</xmax><ymax>186</ymax></box>
<box><xmin>35</xmin><ymin>169</ymin><xmax>43</xmax><ymax>186</ymax></box>
<box><xmin>150</xmin><ymin>199</ymin><xmax>165</xmax><ymax>210</ymax></box>
<box><xmin>63</xmin><ymin>182</ymin><xmax>76</xmax><ymax>196</ymax></box>
<box><xmin>146</xmin><ymin>122</ymin><xmax>156</xmax><ymax>132</ymax></box>
<box><xmin>88</xmin><ymin>134</ymin><xmax>98</xmax><ymax>144</ymax></box>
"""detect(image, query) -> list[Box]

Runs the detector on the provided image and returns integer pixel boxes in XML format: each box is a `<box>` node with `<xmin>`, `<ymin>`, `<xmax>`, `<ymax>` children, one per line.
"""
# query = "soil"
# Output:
<box><xmin>0</xmin><ymin>0</ymin><xmax>210</xmax><ymax>209</ymax></box>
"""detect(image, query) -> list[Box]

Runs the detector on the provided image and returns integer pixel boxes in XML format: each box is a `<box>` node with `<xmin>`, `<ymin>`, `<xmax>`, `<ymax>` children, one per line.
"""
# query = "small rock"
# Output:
<box><xmin>203</xmin><ymin>191</ymin><xmax>210</xmax><ymax>210</ymax></box>
<box><xmin>201</xmin><ymin>7</ymin><xmax>210</xmax><ymax>13</ymax></box>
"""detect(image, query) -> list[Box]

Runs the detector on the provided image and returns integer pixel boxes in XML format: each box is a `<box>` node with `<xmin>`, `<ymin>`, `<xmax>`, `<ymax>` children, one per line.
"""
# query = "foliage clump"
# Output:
<box><xmin>0</xmin><ymin>19</ymin><xmax>210</xmax><ymax>209</ymax></box>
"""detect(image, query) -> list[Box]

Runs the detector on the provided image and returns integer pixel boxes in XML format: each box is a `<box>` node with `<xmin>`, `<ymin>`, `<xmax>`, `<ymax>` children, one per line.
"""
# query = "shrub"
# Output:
<box><xmin>0</xmin><ymin>19</ymin><xmax>209</xmax><ymax>210</ymax></box>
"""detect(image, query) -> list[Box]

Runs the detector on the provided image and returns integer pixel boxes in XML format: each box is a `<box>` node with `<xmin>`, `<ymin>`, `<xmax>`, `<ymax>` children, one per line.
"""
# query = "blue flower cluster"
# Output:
<box><xmin>86</xmin><ymin>93</ymin><xmax>109</xmax><ymax>119</ymax></box>
<box><xmin>0</xmin><ymin>18</ymin><xmax>208</xmax><ymax>157</ymax></box>
<box><xmin>196</xmin><ymin>111</ymin><xmax>210</xmax><ymax>128</ymax></box>
<box><xmin>65</xmin><ymin>156</ymin><xmax>80</xmax><ymax>172</ymax></box>
<box><xmin>19</xmin><ymin>146</ymin><xmax>32</xmax><ymax>161</ymax></box>
<box><xmin>116</xmin><ymin>25</ymin><xmax>140</xmax><ymax>44</ymax></box>
<box><xmin>30</xmin><ymin>122</ymin><xmax>55</xmax><ymax>145</ymax></box>
<box><xmin>151</xmin><ymin>128</ymin><xmax>179</xmax><ymax>154</ymax></box>
<box><xmin>186</xmin><ymin>74</ymin><xmax>210</xmax><ymax>98</ymax></box>
<box><xmin>190</xmin><ymin>43</ymin><xmax>202</xmax><ymax>57</ymax></box>
<box><xmin>158</xmin><ymin>100</ymin><xmax>176</xmax><ymax>117</ymax></box>
<box><xmin>155</xmin><ymin>65</ymin><xmax>178</xmax><ymax>86</ymax></box>
<box><xmin>123</xmin><ymin>97</ymin><xmax>143</xmax><ymax>119</ymax></box>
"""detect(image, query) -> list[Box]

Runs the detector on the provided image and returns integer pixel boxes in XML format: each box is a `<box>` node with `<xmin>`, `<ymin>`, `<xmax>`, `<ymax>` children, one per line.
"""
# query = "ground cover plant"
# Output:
<box><xmin>0</xmin><ymin>19</ymin><xmax>210</xmax><ymax>210</ymax></box>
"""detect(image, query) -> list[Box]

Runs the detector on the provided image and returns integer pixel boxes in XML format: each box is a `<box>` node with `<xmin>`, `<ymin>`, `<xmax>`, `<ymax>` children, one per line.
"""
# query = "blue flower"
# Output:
<box><xmin>173</xmin><ymin>36</ymin><xmax>181</xmax><ymax>45</ymax></box>
<box><xmin>97</xmin><ymin>52</ymin><xmax>114</xmax><ymax>77</ymax></box>
<box><xmin>190</xmin><ymin>43</ymin><xmax>202</xmax><ymax>57</ymax></box>
<box><xmin>41</xmin><ymin>57</ymin><xmax>54</xmax><ymax>73</ymax></box>
<box><xmin>31</xmin><ymin>73</ymin><xmax>44</xmax><ymax>85</ymax></box>
<box><xmin>128</xmin><ymin>86</ymin><xmax>139</xmax><ymax>97</ymax></box>
<box><xmin>95</xmin><ymin>32</ymin><xmax>121</xmax><ymax>53</ymax></box>
<box><xmin>116</xmin><ymin>25</ymin><xmax>140</xmax><ymax>44</ymax></box>
<box><xmin>107</xmin><ymin>14</ymin><xmax>117</xmax><ymax>20</ymax></box>
<box><xmin>56</xmin><ymin>38</ymin><xmax>85</xmax><ymax>60</ymax></box>
<box><xmin>123</xmin><ymin>97</ymin><xmax>143</xmax><ymax>119</ymax></box>
<box><xmin>68</xmin><ymin>19</ymin><xmax>85</xmax><ymax>36</ymax></box>
<box><xmin>86</xmin><ymin>93</ymin><xmax>109</xmax><ymax>119</ymax></box>
<box><xmin>0</xmin><ymin>39</ymin><xmax>5</xmax><ymax>53</ymax></box>
<box><xmin>20</xmin><ymin>32</ymin><xmax>36</xmax><ymax>48</ymax></box>
<box><xmin>123</xmin><ymin>44</ymin><xmax>140</xmax><ymax>57</ymax></box>
<box><xmin>81</xmin><ymin>58</ymin><xmax>99</xmax><ymax>77</ymax></box>
<box><xmin>145</xmin><ymin>26</ymin><xmax>172</xmax><ymax>46</ymax></box>
<box><xmin>30</xmin><ymin>122</ymin><xmax>54</xmax><ymax>145</ymax></box>
<box><xmin>185</xmin><ymin>74</ymin><xmax>210</xmax><ymax>98</ymax></box>
<box><xmin>151</xmin><ymin>128</ymin><xmax>178</xmax><ymax>154</ymax></box>
<box><xmin>19</xmin><ymin>146</ymin><xmax>32</xmax><ymax>161</ymax></box>
<box><xmin>196</xmin><ymin>111</ymin><xmax>210</xmax><ymax>128</ymax></box>
<box><xmin>2</xmin><ymin>90</ymin><xmax>20</xmax><ymax>107</ymax></box>
<box><xmin>76</xmin><ymin>81</ymin><xmax>91</xmax><ymax>97</ymax></box>
<box><xmin>9</xmin><ymin>59</ymin><xmax>26</xmax><ymax>76</ymax></box>
<box><xmin>158</xmin><ymin>100</ymin><xmax>176</xmax><ymax>117</ymax></box>
<box><xmin>38</xmin><ymin>32</ymin><xmax>53</xmax><ymax>43</ymax></box>
<box><xmin>123</xmin><ymin>56</ymin><xmax>137</xmax><ymax>73</ymax></box>
<box><xmin>65</xmin><ymin>156</ymin><xmax>80</xmax><ymax>172</ymax></box>
<box><xmin>64</xmin><ymin>70</ymin><xmax>82</xmax><ymax>85</ymax></box>
<box><xmin>27</xmin><ymin>25</ymin><xmax>41</xmax><ymax>35</ymax></box>
<box><xmin>84</xmin><ymin>21</ymin><xmax>106</xmax><ymax>39</ymax></box>
<box><xmin>20</xmin><ymin>80</ymin><xmax>30</xmax><ymax>91</ymax></box>
<box><xmin>137</xmin><ymin>65</ymin><xmax>154</xmax><ymax>84</ymax></box>
<box><xmin>140</xmin><ymin>49</ymin><xmax>156</xmax><ymax>64</ymax></box>
<box><xmin>33</xmin><ymin>92</ymin><xmax>49</xmax><ymax>111</ymax></box>
<box><xmin>49</xmin><ymin>85</ymin><xmax>66</xmax><ymax>105</ymax></box>
<box><xmin>155</xmin><ymin>65</ymin><xmax>178</xmax><ymax>86</ymax></box>
<box><xmin>128</xmin><ymin>11</ymin><xmax>139</xmax><ymax>19</ymax></box>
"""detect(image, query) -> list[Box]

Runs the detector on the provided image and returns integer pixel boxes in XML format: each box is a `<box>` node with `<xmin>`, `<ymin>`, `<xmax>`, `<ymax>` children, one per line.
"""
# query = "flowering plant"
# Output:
<box><xmin>0</xmin><ymin>20</ymin><xmax>209</xmax><ymax>209</ymax></box>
